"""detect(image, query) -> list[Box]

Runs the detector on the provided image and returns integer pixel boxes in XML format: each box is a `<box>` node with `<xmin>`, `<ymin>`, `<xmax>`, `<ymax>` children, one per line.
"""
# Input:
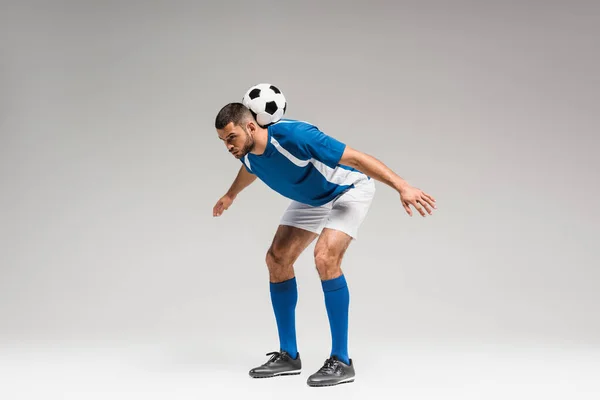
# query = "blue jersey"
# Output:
<box><xmin>241</xmin><ymin>119</ymin><xmax>369</xmax><ymax>206</ymax></box>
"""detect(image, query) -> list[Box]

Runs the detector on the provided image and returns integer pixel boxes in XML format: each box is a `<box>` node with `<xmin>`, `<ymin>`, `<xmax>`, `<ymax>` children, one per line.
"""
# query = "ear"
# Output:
<box><xmin>246</xmin><ymin>120</ymin><xmax>257</xmax><ymax>133</ymax></box>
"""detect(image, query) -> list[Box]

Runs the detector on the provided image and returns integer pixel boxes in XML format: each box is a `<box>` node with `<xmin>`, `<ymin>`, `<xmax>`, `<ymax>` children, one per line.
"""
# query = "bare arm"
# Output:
<box><xmin>213</xmin><ymin>165</ymin><xmax>257</xmax><ymax>217</ymax></box>
<box><xmin>339</xmin><ymin>146</ymin><xmax>436</xmax><ymax>216</ymax></box>
<box><xmin>226</xmin><ymin>165</ymin><xmax>257</xmax><ymax>199</ymax></box>
<box><xmin>339</xmin><ymin>146</ymin><xmax>409</xmax><ymax>193</ymax></box>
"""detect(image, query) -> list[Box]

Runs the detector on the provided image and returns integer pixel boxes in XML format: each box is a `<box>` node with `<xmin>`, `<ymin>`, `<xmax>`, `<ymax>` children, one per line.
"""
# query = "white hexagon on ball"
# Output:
<box><xmin>242</xmin><ymin>83</ymin><xmax>287</xmax><ymax>127</ymax></box>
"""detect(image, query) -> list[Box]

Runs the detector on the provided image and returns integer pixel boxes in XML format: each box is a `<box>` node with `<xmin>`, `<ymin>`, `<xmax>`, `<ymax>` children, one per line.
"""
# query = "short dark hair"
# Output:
<box><xmin>215</xmin><ymin>103</ymin><xmax>253</xmax><ymax>130</ymax></box>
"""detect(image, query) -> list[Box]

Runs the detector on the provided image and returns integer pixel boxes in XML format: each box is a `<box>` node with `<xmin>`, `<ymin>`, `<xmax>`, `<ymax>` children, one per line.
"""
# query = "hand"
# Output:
<box><xmin>213</xmin><ymin>194</ymin><xmax>235</xmax><ymax>217</ymax></box>
<box><xmin>399</xmin><ymin>186</ymin><xmax>436</xmax><ymax>217</ymax></box>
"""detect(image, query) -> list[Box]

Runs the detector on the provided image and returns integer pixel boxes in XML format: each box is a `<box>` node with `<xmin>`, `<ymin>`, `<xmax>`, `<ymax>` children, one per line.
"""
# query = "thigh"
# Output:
<box><xmin>314</xmin><ymin>228</ymin><xmax>353</xmax><ymax>258</ymax></box>
<box><xmin>313</xmin><ymin>228</ymin><xmax>354</xmax><ymax>280</ymax></box>
<box><xmin>269</xmin><ymin>224</ymin><xmax>318</xmax><ymax>263</ymax></box>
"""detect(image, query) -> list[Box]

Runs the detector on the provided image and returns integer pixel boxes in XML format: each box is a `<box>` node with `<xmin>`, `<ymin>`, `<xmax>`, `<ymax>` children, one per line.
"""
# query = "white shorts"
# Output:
<box><xmin>279</xmin><ymin>178</ymin><xmax>376</xmax><ymax>239</ymax></box>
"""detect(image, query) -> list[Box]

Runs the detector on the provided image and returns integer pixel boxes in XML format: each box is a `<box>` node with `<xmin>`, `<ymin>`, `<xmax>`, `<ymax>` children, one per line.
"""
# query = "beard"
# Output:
<box><xmin>235</xmin><ymin>129</ymin><xmax>255</xmax><ymax>158</ymax></box>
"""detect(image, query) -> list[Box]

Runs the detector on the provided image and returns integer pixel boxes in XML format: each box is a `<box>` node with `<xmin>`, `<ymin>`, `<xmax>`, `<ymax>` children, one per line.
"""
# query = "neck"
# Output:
<box><xmin>250</xmin><ymin>126</ymin><xmax>270</xmax><ymax>155</ymax></box>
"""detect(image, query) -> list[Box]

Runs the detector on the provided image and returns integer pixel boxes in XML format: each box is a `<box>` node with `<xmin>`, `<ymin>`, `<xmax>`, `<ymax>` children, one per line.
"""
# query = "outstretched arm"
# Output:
<box><xmin>213</xmin><ymin>165</ymin><xmax>257</xmax><ymax>217</ymax></box>
<box><xmin>225</xmin><ymin>165</ymin><xmax>257</xmax><ymax>199</ymax></box>
<box><xmin>339</xmin><ymin>146</ymin><xmax>436</xmax><ymax>217</ymax></box>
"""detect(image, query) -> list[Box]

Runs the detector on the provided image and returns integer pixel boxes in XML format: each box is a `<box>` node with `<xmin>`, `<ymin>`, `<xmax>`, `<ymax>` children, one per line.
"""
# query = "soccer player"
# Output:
<box><xmin>213</xmin><ymin>103</ymin><xmax>436</xmax><ymax>387</ymax></box>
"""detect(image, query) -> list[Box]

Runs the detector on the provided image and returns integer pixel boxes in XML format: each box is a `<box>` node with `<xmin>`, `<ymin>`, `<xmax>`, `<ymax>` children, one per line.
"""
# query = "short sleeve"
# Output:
<box><xmin>240</xmin><ymin>157</ymin><xmax>254</xmax><ymax>174</ymax></box>
<box><xmin>302</xmin><ymin>125</ymin><xmax>346</xmax><ymax>169</ymax></box>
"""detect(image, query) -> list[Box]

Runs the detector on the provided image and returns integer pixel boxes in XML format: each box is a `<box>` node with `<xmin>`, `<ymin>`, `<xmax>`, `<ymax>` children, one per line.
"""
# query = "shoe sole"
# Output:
<box><xmin>307</xmin><ymin>378</ymin><xmax>355</xmax><ymax>387</ymax></box>
<box><xmin>250</xmin><ymin>371</ymin><xmax>301</xmax><ymax>379</ymax></box>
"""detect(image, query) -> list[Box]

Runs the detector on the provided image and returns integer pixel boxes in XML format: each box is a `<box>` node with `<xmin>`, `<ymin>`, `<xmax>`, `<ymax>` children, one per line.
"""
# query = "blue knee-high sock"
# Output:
<box><xmin>321</xmin><ymin>274</ymin><xmax>350</xmax><ymax>365</ymax></box>
<box><xmin>269</xmin><ymin>277</ymin><xmax>298</xmax><ymax>359</ymax></box>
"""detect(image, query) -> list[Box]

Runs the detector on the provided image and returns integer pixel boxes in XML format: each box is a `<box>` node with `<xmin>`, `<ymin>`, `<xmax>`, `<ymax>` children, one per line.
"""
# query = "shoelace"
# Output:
<box><xmin>265</xmin><ymin>351</ymin><xmax>285</xmax><ymax>363</ymax></box>
<box><xmin>318</xmin><ymin>357</ymin><xmax>338</xmax><ymax>373</ymax></box>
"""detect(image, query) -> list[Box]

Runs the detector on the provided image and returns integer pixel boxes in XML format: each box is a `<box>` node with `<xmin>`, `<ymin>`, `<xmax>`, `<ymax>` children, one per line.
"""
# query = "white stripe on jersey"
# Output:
<box><xmin>270</xmin><ymin>137</ymin><xmax>310</xmax><ymax>167</ymax></box>
<box><xmin>270</xmin><ymin>136</ymin><xmax>366</xmax><ymax>188</ymax></box>
<box><xmin>243</xmin><ymin>154</ymin><xmax>252</xmax><ymax>172</ymax></box>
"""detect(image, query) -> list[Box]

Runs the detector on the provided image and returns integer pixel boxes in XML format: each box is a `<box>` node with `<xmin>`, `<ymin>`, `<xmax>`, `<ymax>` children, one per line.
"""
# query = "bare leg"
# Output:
<box><xmin>266</xmin><ymin>225</ymin><xmax>318</xmax><ymax>282</ymax></box>
<box><xmin>313</xmin><ymin>228</ymin><xmax>353</xmax><ymax>280</ymax></box>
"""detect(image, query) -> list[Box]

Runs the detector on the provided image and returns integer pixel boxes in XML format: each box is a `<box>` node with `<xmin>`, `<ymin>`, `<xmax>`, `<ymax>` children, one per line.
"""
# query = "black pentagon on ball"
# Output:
<box><xmin>270</xmin><ymin>85</ymin><xmax>281</xmax><ymax>94</ymax></box>
<box><xmin>265</xmin><ymin>101</ymin><xmax>278</xmax><ymax>115</ymax></box>
<box><xmin>249</xmin><ymin>88</ymin><xmax>261</xmax><ymax>100</ymax></box>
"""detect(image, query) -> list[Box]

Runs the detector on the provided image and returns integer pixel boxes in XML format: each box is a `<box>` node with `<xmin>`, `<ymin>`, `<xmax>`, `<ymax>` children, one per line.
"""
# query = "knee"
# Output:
<box><xmin>314</xmin><ymin>248</ymin><xmax>341</xmax><ymax>277</ymax></box>
<box><xmin>266</xmin><ymin>246</ymin><xmax>296</xmax><ymax>282</ymax></box>
<box><xmin>266</xmin><ymin>247</ymin><xmax>292</xmax><ymax>271</ymax></box>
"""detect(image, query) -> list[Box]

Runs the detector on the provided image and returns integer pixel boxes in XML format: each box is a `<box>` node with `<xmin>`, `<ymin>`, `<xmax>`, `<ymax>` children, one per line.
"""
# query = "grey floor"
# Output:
<box><xmin>1</xmin><ymin>336</ymin><xmax>598</xmax><ymax>400</ymax></box>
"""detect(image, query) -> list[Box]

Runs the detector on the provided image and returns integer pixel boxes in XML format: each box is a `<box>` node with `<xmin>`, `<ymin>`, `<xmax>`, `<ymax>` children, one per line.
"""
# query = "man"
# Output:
<box><xmin>213</xmin><ymin>103</ymin><xmax>436</xmax><ymax>387</ymax></box>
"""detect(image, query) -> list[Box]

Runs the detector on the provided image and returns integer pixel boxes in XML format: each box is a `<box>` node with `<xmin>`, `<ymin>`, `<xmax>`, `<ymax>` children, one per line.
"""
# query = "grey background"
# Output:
<box><xmin>1</xmin><ymin>1</ymin><xmax>599</xmax><ymax>398</ymax></box>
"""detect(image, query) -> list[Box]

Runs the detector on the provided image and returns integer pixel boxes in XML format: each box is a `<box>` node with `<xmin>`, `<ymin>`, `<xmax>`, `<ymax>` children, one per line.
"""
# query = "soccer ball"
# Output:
<box><xmin>242</xmin><ymin>83</ymin><xmax>287</xmax><ymax>127</ymax></box>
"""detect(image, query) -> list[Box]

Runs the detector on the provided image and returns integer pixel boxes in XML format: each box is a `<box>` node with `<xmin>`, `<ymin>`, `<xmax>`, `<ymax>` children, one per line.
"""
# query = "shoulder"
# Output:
<box><xmin>270</xmin><ymin>118</ymin><xmax>317</xmax><ymax>135</ymax></box>
<box><xmin>267</xmin><ymin>119</ymin><xmax>318</xmax><ymax>158</ymax></box>
<box><xmin>270</xmin><ymin>119</ymin><xmax>321</xmax><ymax>145</ymax></box>
<box><xmin>268</xmin><ymin>118</ymin><xmax>346</xmax><ymax>166</ymax></box>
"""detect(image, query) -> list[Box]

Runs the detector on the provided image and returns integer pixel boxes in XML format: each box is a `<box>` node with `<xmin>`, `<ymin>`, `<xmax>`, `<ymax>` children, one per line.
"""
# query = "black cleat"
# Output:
<box><xmin>249</xmin><ymin>351</ymin><xmax>302</xmax><ymax>378</ymax></box>
<box><xmin>307</xmin><ymin>356</ymin><xmax>355</xmax><ymax>387</ymax></box>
